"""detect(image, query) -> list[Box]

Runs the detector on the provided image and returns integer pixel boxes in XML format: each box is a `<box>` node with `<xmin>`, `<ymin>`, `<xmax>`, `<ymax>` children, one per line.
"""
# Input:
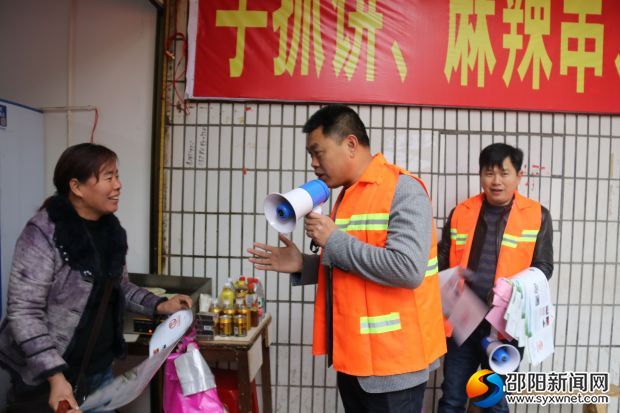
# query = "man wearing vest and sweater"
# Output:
<box><xmin>437</xmin><ymin>143</ymin><xmax>554</xmax><ymax>413</ymax></box>
<box><xmin>248</xmin><ymin>105</ymin><xmax>446</xmax><ymax>412</ymax></box>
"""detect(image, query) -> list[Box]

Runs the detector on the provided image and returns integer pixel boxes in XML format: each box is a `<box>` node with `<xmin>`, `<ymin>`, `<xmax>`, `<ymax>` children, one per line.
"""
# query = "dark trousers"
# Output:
<box><xmin>438</xmin><ymin>324</ymin><xmax>521</xmax><ymax>413</ymax></box>
<box><xmin>337</xmin><ymin>372</ymin><xmax>427</xmax><ymax>413</ymax></box>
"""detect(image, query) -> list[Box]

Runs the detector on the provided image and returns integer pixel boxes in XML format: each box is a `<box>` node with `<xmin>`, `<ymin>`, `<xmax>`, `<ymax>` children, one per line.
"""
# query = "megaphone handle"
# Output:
<box><xmin>310</xmin><ymin>240</ymin><xmax>320</xmax><ymax>254</ymax></box>
<box><xmin>56</xmin><ymin>400</ymin><xmax>71</xmax><ymax>413</ymax></box>
<box><xmin>309</xmin><ymin>204</ymin><xmax>323</xmax><ymax>254</ymax></box>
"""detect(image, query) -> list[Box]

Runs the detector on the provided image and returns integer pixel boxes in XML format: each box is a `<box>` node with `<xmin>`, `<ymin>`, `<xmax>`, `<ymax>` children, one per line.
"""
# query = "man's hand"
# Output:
<box><xmin>248</xmin><ymin>234</ymin><xmax>303</xmax><ymax>273</ymax></box>
<box><xmin>48</xmin><ymin>373</ymin><xmax>79</xmax><ymax>412</ymax></box>
<box><xmin>304</xmin><ymin>212</ymin><xmax>337</xmax><ymax>248</ymax></box>
<box><xmin>156</xmin><ymin>294</ymin><xmax>193</xmax><ymax>314</ymax></box>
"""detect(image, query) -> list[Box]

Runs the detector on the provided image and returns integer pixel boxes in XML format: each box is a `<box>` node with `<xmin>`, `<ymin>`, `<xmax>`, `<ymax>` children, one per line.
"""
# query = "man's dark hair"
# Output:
<box><xmin>479</xmin><ymin>143</ymin><xmax>523</xmax><ymax>173</ymax></box>
<box><xmin>302</xmin><ymin>104</ymin><xmax>370</xmax><ymax>147</ymax></box>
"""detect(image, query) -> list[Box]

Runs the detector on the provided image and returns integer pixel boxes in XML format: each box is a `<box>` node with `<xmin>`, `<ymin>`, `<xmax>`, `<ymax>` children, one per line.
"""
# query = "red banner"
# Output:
<box><xmin>187</xmin><ymin>0</ymin><xmax>620</xmax><ymax>114</ymax></box>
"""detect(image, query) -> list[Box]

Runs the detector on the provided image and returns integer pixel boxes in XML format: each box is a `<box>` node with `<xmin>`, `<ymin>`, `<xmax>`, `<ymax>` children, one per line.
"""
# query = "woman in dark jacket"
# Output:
<box><xmin>0</xmin><ymin>143</ymin><xmax>191</xmax><ymax>412</ymax></box>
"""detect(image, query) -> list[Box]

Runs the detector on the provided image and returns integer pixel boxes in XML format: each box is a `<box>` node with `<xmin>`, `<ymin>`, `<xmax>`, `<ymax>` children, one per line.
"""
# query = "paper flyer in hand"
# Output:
<box><xmin>502</xmin><ymin>267</ymin><xmax>555</xmax><ymax>365</ymax></box>
<box><xmin>80</xmin><ymin>310</ymin><xmax>194</xmax><ymax>412</ymax></box>
<box><xmin>439</xmin><ymin>267</ymin><xmax>488</xmax><ymax>346</ymax></box>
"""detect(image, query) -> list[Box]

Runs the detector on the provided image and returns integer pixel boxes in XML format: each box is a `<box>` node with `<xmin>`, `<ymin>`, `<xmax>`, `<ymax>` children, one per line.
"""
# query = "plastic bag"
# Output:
<box><xmin>175</xmin><ymin>342</ymin><xmax>213</xmax><ymax>396</ymax></box>
<box><xmin>163</xmin><ymin>333</ymin><xmax>226</xmax><ymax>413</ymax></box>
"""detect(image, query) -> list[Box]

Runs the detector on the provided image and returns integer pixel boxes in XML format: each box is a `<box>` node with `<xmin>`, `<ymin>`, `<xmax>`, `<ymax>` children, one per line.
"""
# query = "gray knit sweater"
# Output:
<box><xmin>293</xmin><ymin>175</ymin><xmax>441</xmax><ymax>393</ymax></box>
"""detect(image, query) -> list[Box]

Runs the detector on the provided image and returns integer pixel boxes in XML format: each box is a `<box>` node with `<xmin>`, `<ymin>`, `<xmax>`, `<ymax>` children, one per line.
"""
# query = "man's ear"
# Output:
<box><xmin>344</xmin><ymin>134</ymin><xmax>358</xmax><ymax>154</ymax></box>
<box><xmin>516</xmin><ymin>169</ymin><xmax>524</xmax><ymax>185</ymax></box>
<box><xmin>69</xmin><ymin>178</ymin><xmax>83</xmax><ymax>198</ymax></box>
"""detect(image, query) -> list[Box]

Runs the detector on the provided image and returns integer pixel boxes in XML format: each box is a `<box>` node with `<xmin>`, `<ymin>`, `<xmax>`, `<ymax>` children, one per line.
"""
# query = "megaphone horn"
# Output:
<box><xmin>264</xmin><ymin>179</ymin><xmax>330</xmax><ymax>233</ymax></box>
<box><xmin>481</xmin><ymin>337</ymin><xmax>521</xmax><ymax>375</ymax></box>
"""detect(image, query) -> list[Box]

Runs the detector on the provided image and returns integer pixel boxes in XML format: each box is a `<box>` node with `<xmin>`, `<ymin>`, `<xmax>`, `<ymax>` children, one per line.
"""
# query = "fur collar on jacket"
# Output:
<box><xmin>46</xmin><ymin>195</ymin><xmax>127</xmax><ymax>280</ymax></box>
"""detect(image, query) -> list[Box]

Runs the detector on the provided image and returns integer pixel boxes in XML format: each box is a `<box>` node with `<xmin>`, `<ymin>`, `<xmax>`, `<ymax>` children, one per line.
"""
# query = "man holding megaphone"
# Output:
<box><xmin>248</xmin><ymin>105</ymin><xmax>446</xmax><ymax>413</ymax></box>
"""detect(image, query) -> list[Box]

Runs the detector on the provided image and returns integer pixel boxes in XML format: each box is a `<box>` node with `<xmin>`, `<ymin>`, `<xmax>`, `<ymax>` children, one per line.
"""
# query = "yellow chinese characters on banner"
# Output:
<box><xmin>273</xmin><ymin>0</ymin><xmax>324</xmax><ymax>77</ymax></box>
<box><xmin>444</xmin><ymin>0</ymin><xmax>608</xmax><ymax>93</ymax></box>
<box><xmin>444</xmin><ymin>0</ymin><xmax>497</xmax><ymax>88</ymax></box>
<box><xmin>215</xmin><ymin>0</ymin><xmax>268</xmax><ymax>77</ymax></box>
<box><xmin>189</xmin><ymin>0</ymin><xmax>620</xmax><ymax>113</ymax></box>
<box><xmin>216</xmin><ymin>0</ymin><xmax>406</xmax><ymax>82</ymax></box>
<box><xmin>332</xmin><ymin>0</ymin><xmax>383</xmax><ymax>81</ymax></box>
<box><xmin>560</xmin><ymin>0</ymin><xmax>603</xmax><ymax>93</ymax></box>
<box><xmin>502</xmin><ymin>0</ymin><xmax>552</xmax><ymax>90</ymax></box>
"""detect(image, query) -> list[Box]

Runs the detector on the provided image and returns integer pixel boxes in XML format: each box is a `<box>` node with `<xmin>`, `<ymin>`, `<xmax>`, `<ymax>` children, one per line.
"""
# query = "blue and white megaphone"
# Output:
<box><xmin>264</xmin><ymin>179</ymin><xmax>330</xmax><ymax>233</ymax></box>
<box><xmin>481</xmin><ymin>337</ymin><xmax>520</xmax><ymax>375</ymax></box>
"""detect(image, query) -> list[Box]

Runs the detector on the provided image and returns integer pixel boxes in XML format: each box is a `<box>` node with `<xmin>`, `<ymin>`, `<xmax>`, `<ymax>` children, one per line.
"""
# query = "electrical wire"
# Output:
<box><xmin>90</xmin><ymin>107</ymin><xmax>99</xmax><ymax>142</ymax></box>
<box><xmin>166</xmin><ymin>32</ymin><xmax>189</xmax><ymax>114</ymax></box>
<box><xmin>164</xmin><ymin>0</ymin><xmax>189</xmax><ymax>115</ymax></box>
<box><xmin>38</xmin><ymin>105</ymin><xmax>99</xmax><ymax>143</ymax></box>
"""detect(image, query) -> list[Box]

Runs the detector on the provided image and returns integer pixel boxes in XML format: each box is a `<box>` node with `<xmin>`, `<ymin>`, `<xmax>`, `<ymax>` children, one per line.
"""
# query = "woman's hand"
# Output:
<box><xmin>47</xmin><ymin>373</ymin><xmax>79</xmax><ymax>412</ymax></box>
<box><xmin>156</xmin><ymin>294</ymin><xmax>193</xmax><ymax>314</ymax></box>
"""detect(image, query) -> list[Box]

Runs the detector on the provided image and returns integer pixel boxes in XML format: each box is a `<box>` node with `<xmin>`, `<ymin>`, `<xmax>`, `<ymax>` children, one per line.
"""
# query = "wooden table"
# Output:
<box><xmin>126</xmin><ymin>313</ymin><xmax>272</xmax><ymax>413</ymax></box>
<box><xmin>197</xmin><ymin>313</ymin><xmax>273</xmax><ymax>413</ymax></box>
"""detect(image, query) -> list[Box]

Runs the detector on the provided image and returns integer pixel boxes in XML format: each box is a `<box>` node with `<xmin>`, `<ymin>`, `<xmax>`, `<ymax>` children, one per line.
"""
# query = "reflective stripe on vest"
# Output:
<box><xmin>501</xmin><ymin>229</ymin><xmax>540</xmax><ymax>248</ymax></box>
<box><xmin>336</xmin><ymin>213</ymin><xmax>389</xmax><ymax>231</ymax></box>
<box><xmin>360</xmin><ymin>312</ymin><xmax>402</xmax><ymax>334</ymax></box>
<box><xmin>450</xmin><ymin>228</ymin><xmax>468</xmax><ymax>245</ymax></box>
<box><xmin>425</xmin><ymin>256</ymin><xmax>438</xmax><ymax>277</ymax></box>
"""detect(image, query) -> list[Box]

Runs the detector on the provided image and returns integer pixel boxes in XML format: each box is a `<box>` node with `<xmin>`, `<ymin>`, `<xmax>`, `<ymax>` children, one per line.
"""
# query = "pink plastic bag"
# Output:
<box><xmin>163</xmin><ymin>334</ymin><xmax>226</xmax><ymax>413</ymax></box>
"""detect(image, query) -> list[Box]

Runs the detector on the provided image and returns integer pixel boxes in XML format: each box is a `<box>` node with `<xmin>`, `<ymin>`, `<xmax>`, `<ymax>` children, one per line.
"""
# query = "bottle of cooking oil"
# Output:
<box><xmin>219</xmin><ymin>278</ymin><xmax>235</xmax><ymax>309</ymax></box>
<box><xmin>247</xmin><ymin>281</ymin><xmax>259</xmax><ymax>327</ymax></box>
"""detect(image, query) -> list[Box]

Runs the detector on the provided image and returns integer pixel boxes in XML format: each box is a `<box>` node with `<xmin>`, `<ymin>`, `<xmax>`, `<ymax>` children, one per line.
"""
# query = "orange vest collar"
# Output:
<box><xmin>352</xmin><ymin>153</ymin><xmax>388</xmax><ymax>185</ymax></box>
<box><xmin>469</xmin><ymin>191</ymin><xmax>529</xmax><ymax>211</ymax></box>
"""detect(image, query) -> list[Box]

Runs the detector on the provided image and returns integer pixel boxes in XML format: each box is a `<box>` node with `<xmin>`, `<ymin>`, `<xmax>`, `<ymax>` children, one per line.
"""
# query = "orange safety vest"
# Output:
<box><xmin>443</xmin><ymin>192</ymin><xmax>542</xmax><ymax>337</ymax></box>
<box><xmin>313</xmin><ymin>153</ymin><xmax>446</xmax><ymax>377</ymax></box>
<box><xmin>449</xmin><ymin>192</ymin><xmax>542</xmax><ymax>281</ymax></box>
